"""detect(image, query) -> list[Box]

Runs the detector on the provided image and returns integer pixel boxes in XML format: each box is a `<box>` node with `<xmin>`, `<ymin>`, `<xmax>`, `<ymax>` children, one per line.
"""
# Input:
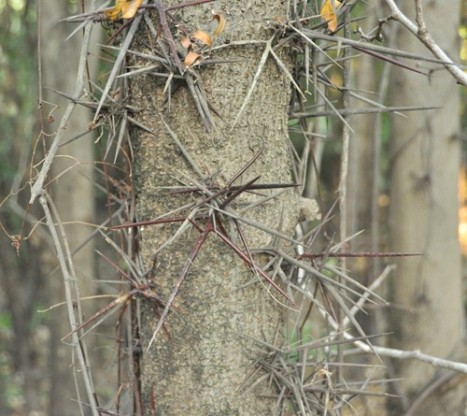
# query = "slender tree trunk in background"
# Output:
<box><xmin>387</xmin><ymin>1</ymin><xmax>465</xmax><ymax>414</ymax></box>
<box><xmin>346</xmin><ymin>4</ymin><xmax>388</xmax><ymax>414</ymax></box>
<box><xmin>347</xmin><ymin>1</ymin><xmax>379</xmax><ymax>325</ymax></box>
<box><xmin>41</xmin><ymin>2</ymin><xmax>99</xmax><ymax>414</ymax></box>
<box><xmin>129</xmin><ymin>1</ymin><xmax>299</xmax><ymax>414</ymax></box>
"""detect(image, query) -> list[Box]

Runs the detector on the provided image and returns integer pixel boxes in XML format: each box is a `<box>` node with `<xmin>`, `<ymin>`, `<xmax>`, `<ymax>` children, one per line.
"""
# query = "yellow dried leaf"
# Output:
<box><xmin>105</xmin><ymin>0</ymin><xmax>125</xmax><ymax>21</ymax></box>
<box><xmin>184</xmin><ymin>51</ymin><xmax>201</xmax><ymax>68</ymax></box>
<box><xmin>320</xmin><ymin>0</ymin><xmax>341</xmax><ymax>32</ymax></box>
<box><xmin>105</xmin><ymin>0</ymin><xmax>142</xmax><ymax>21</ymax></box>
<box><xmin>192</xmin><ymin>30</ymin><xmax>212</xmax><ymax>47</ymax></box>
<box><xmin>121</xmin><ymin>0</ymin><xmax>143</xmax><ymax>19</ymax></box>
<box><xmin>211</xmin><ymin>10</ymin><xmax>226</xmax><ymax>36</ymax></box>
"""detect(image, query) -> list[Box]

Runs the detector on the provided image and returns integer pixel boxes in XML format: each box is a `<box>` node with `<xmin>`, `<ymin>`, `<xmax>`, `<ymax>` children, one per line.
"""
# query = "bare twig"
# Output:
<box><xmin>39</xmin><ymin>191</ymin><xmax>99</xmax><ymax>416</ymax></box>
<box><xmin>29</xmin><ymin>21</ymin><xmax>93</xmax><ymax>205</ymax></box>
<box><xmin>384</xmin><ymin>0</ymin><xmax>467</xmax><ymax>85</ymax></box>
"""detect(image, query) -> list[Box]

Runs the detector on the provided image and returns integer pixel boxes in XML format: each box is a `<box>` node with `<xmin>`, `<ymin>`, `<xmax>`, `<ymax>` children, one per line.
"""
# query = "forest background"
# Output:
<box><xmin>0</xmin><ymin>0</ymin><xmax>466</xmax><ymax>415</ymax></box>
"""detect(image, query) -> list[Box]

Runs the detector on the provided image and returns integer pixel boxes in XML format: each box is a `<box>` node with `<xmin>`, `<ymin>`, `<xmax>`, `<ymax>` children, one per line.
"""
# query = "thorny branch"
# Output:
<box><xmin>321</xmin><ymin>265</ymin><xmax>467</xmax><ymax>375</ymax></box>
<box><xmin>30</xmin><ymin>0</ymin><xmax>219</xmax><ymax>210</ymax></box>
<box><xmin>111</xmin><ymin>147</ymin><xmax>298</xmax><ymax>351</ymax></box>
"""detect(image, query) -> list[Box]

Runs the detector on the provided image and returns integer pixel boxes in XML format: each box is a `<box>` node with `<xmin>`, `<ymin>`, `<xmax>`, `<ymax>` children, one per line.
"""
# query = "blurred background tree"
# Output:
<box><xmin>39</xmin><ymin>0</ymin><xmax>101</xmax><ymax>414</ymax></box>
<box><xmin>0</xmin><ymin>0</ymin><xmax>47</xmax><ymax>413</ymax></box>
<box><xmin>0</xmin><ymin>0</ymin><xmax>105</xmax><ymax>414</ymax></box>
<box><xmin>0</xmin><ymin>0</ymin><xmax>465</xmax><ymax>415</ymax></box>
<box><xmin>386</xmin><ymin>1</ymin><xmax>465</xmax><ymax>414</ymax></box>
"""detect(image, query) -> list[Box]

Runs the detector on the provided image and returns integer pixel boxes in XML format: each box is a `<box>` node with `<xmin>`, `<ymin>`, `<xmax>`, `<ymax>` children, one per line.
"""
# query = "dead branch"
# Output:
<box><xmin>384</xmin><ymin>0</ymin><xmax>467</xmax><ymax>85</ymax></box>
<box><xmin>39</xmin><ymin>191</ymin><xmax>99</xmax><ymax>415</ymax></box>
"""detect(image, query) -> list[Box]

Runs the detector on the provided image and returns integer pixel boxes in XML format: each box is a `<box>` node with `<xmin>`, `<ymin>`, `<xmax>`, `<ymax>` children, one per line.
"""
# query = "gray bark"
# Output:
<box><xmin>129</xmin><ymin>1</ymin><xmax>299</xmax><ymax>414</ymax></box>
<box><xmin>346</xmin><ymin>1</ymin><xmax>380</xmax><ymax>289</ymax></box>
<box><xmin>387</xmin><ymin>0</ymin><xmax>465</xmax><ymax>413</ymax></box>
<box><xmin>345</xmin><ymin>4</ymin><xmax>386</xmax><ymax>411</ymax></box>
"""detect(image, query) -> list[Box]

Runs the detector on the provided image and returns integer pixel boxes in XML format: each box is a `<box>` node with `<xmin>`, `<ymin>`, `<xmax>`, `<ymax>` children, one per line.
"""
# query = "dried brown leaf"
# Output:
<box><xmin>180</xmin><ymin>36</ymin><xmax>192</xmax><ymax>49</ymax></box>
<box><xmin>184</xmin><ymin>51</ymin><xmax>201</xmax><ymax>68</ymax></box>
<box><xmin>192</xmin><ymin>30</ymin><xmax>212</xmax><ymax>47</ymax></box>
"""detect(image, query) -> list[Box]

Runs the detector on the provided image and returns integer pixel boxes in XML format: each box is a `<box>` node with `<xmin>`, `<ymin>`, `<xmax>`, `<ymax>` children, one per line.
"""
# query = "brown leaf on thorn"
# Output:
<box><xmin>184</xmin><ymin>51</ymin><xmax>201</xmax><ymax>68</ymax></box>
<box><xmin>180</xmin><ymin>36</ymin><xmax>192</xmax><ymax>49</ymax></box>
<box><xmin>192</xmin><ymin>30</ymin><xmax>213</xmax><ymax>47</ymax></box>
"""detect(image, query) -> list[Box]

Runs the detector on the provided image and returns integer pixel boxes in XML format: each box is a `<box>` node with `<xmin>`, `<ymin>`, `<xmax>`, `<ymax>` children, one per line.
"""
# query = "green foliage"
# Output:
<box><xmin>0</xmin><ymin>311</ymin><xmax>12</xmax><ymax>334</ymax></box>
<box><xmin>0</xmin><ymin>0</ymin><xmax>37</xmax><ymax>184</ymax></box>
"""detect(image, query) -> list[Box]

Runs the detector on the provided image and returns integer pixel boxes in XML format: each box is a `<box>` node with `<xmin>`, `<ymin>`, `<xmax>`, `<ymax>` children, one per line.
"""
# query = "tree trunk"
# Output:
<box><xmin>346</xmin><ymin>0</ymin><xmax>380</xmax><ymax>318</ymax></box>
<box><xmin>387</xmin><ymin>1</ymin><xmax>464</xmax><ymax>413</ymax></box>
<box><xmin>345</xmin><ymin>3</ymin><xmax>390</xmax><ymax>413</ymax></box>
<box><xmin>129</xmin><ymin>1</ymin><xmax>299</xmax><ymax>414</ymax></box>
